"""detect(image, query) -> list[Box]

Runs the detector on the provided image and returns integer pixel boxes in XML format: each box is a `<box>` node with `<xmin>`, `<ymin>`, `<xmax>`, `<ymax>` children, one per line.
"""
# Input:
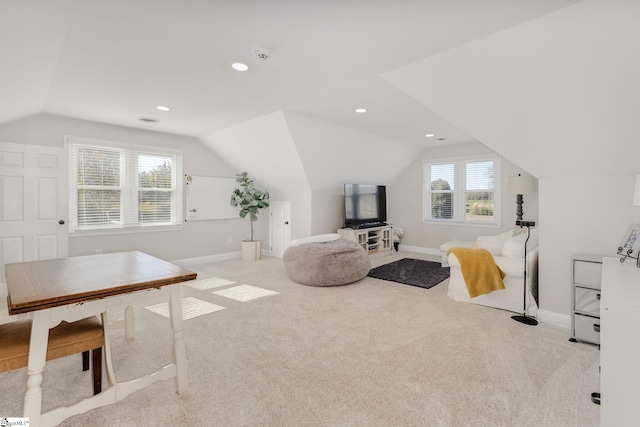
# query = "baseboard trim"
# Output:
<box><xmin>398</xmin><ymin>244</ymin><xmax>441</xmax><ymax>256</ymax></box>
<box><xmin>171</xmin><ymin>251</ymin><xmax>241</xmax><ymax>266</ymax></box>
<box><xmin>537</xmin><ymin>310</ymin><xmax>571</xmax><ymax>329</ymax></box>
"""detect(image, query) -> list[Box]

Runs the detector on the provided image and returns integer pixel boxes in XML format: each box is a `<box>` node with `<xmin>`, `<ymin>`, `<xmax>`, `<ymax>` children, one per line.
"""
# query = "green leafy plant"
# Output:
<box><xmin>230</xmin><ymin>172</ymin><xmax>270</xmax><ymax>241</ymax></box>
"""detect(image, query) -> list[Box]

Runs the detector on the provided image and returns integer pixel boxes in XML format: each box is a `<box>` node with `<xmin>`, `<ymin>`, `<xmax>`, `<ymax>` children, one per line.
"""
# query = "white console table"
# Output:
<box><xmin>600</xmin><ymin>256</ymin><xmax>640</xmax><ymax>426</ymax></box>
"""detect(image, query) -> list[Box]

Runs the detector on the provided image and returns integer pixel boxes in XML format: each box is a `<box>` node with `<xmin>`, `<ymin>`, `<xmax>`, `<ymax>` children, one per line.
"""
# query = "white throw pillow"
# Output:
<box><xmin>289</xmin><ymin>233</ymin><xmax>341</xmax><ymax>247</ymax></box>
<box><xmin>502</xmin><ymin>230</ymin><xmax>539</xmax><ymax>258</ymax></box>
<box><xmin>475</xmin><ymin>235</ymin><xmax>506</xmax><ymax>256</ymax></box>
<box><xmin>475</xmin><ymin>229</ymin><xmax>514</xmax><ymax>256</ymax></box>
<box><xmin>499</xmin><ymin>229</ymin><xmax>518</xmax><ymax>241</ymax></box>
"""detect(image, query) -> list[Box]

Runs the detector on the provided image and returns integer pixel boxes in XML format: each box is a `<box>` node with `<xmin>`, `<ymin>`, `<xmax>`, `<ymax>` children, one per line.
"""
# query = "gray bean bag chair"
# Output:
<box><xmin>283</xmin><ymin>239</ymin><xmax>371</xmax><ymax>286</ymax></box>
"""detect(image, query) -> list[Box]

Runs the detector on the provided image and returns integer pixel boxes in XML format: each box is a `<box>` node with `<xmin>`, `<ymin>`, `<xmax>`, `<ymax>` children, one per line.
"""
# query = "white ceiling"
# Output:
<box><xmin>1</xmin><ymin>0</ymin><xmax>581</xmax><ymax>148</ymax></box>
<box><xmin>384</xmin><ymin>0</ymin><xmax>640</xmax><ymax>179</ymax></box>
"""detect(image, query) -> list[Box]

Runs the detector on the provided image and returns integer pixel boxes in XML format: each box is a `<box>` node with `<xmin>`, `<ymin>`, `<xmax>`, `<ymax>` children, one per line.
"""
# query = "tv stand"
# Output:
<box><xmin>338</xmin><ymin>225</ymin><xmax>393</xmax><ymax>257</ymax></box>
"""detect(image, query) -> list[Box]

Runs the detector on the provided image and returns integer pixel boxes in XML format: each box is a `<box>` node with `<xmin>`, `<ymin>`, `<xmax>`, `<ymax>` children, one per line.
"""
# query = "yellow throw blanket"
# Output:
<box><xmin>447</xmin><ymin>247</ymin><xmax>505</xmax><ymax>298</ymax></box>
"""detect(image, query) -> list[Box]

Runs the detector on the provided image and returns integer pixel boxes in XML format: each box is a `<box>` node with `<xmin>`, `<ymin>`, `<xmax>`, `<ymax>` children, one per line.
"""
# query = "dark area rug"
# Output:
<box><xmin>367</xmin><ymin>258</ymin><xmax>450</xmax><ymax>289</ymax></box>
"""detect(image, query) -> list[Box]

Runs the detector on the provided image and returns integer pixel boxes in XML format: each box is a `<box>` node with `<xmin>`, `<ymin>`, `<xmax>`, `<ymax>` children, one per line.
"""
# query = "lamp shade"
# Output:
<box><xmin>634</xmin><ymin>175</ymin><xmax>640</xmax><ymax>206</ymax></box>
<box><xmin>507</xmin><ymin>175</ymin><xmax>536</xmax><ymax>195</ymax></box>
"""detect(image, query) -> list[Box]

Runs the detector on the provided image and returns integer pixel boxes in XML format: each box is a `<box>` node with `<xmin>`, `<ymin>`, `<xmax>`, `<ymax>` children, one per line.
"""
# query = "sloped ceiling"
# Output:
<box><xmin>0</xmin><ymin>0</ymin><xmax>584</xmax><ymax>192</ymax></box>
<box><xmin>200</xmin><ymin>111</ymin><xmax>310</xmax><ymax>192</ymax></box>
<box><xmin>282</xmin><ymin>112</ymin><xmax>423</xmax><ymax>190</ymax></box>
<box><xmin>200</xmin><ymin>111</ymin><xmax>424</xmax><ymax>191</ymax></box>
<box><xmin>383</xmin><ymin>0</ymin><xmax>640</xmax><ymax>178</ymax></box>
<box><xmin>0</xmin><ymin>0</ymin><xmax>579</xmax><ymax>141</ymax></box>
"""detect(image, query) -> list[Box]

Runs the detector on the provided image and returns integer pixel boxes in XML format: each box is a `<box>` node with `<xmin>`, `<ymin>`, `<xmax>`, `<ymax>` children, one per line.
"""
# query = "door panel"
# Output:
<box><xmin>0</xmin><ymin>142</ymin><xmax>68</xmax><ymax>282</ymax></box>
<box><xmin>3</xmin><ymin>176</ymin><xmax>23</xmax><ymax>220</ymax></box>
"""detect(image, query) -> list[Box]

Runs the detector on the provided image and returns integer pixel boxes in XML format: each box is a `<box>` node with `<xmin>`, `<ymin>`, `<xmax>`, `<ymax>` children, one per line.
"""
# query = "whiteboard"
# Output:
<box><xmin>184</xmin><ymin>175</ymin><xmax>239</xmax><ymax>221</ymax></box>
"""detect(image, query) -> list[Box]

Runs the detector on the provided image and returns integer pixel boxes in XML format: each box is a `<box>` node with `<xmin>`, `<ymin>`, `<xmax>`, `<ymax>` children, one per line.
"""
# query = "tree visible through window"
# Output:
<box><xmin>138</xmin><ymin>156</ymin><xmax>173</xmax><ymax>224</ymax></box>
<box><xmin>430</xmin><ymin>178</ymin><xmax>452</xmax><ymax>219</ymax></box>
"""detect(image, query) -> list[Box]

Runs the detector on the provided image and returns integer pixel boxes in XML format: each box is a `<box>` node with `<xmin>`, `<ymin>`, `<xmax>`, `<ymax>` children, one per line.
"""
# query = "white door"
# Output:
<box><xmin>269</xmin><ymin>201</ymin><xmax>291</xmax><ymax>259</ymax></box>
<box><xmin>0</xmin><ymin>142</ymin><xmax>68</xmax><ymax>282</ymax></box>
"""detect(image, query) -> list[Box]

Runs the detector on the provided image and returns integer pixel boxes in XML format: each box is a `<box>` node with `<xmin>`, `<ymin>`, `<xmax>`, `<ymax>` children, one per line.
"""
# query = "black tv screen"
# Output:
<box><xmin>344</xmin><ymin>184</ymin><xmax>387</xmax><ymax>228</ymax></box>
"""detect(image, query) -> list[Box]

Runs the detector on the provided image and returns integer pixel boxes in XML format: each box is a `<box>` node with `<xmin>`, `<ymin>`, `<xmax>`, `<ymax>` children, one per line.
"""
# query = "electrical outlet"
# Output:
<box><xmin>227</xmin><ymin>236</ymin><xmax>232</xmax><ymax>243</ymax></box>
<box><xmin>95</xmin><ymin>249</ymin><xmax>102</xmax><ymax>254</ymax></box>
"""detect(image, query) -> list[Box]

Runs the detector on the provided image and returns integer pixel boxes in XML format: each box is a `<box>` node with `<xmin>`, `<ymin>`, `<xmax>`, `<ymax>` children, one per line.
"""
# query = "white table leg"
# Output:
<box><xmin>101</xmin><ymin>311</ymin><xmax>118</xmax><ymax>387</ymax></box>
<box><xmin>124</xmin><ymin>304</ymin><xmax>135</xmax><ymax>339</ymax></box>
<box><xmin>23</xmin><ymin>312</ymin><xmax>50</xmax><ymax>426</ymax></box>
<box><xmin>168</xmin><ymin>285</ymin><xmax>188</xmax><ymax>394</ymax></box>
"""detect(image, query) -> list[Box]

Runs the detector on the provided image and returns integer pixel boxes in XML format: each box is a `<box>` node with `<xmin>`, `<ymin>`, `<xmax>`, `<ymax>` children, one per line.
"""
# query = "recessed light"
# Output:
<box><xmin>136</xmin><ymin>116</ymin><xmax>159</xmax><ymax>123</ymax></box>
<box><xmin>156</xmin><ymin>106</ymin><xmax>170</xmax><ymax>111</ymax></box>
<box><xmin>232</xmin><ymin>62</ymin><xmax>249</xmax><ymax>71</ymax></box>
<box><xmin>425</xmin><ymin>133</ymin><xmax>434</xmax><ymax>138</ymax></box>
<box><xmin>436</xmin><ymin>137</ymin><xmax>446</xmax><ymax>141</ymax></box>
<box><xmin>355</xmin><ymin>108</ymin><xmax>367</xmax><ymax>113</ymax></box>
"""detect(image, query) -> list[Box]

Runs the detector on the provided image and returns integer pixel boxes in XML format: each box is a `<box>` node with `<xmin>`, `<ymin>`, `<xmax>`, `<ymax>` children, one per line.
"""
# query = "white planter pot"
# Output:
<box><xmin>241</xmin><ymin>240</ymin><xmax>261</xmax><ymax>261</ymax></box>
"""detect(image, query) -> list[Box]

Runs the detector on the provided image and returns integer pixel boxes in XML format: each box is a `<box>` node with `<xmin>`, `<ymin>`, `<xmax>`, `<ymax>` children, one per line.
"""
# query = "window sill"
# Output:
<box><xmin>423</xmin><ymin>219</ymin><xmax>501</xmax><ymax>228</ymax></box>
<box><xmin>69</xmin><ymin>224</ymin><xmax>184</xmax><ymax>237</ymax></box>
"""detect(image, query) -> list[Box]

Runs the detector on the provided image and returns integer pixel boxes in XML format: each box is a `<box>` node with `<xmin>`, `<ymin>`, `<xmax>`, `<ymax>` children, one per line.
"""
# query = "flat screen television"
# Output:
<box><xmin>343</xmin><ymin>183</ymin><xmax>387</xmax><ymax>228</ymax></box>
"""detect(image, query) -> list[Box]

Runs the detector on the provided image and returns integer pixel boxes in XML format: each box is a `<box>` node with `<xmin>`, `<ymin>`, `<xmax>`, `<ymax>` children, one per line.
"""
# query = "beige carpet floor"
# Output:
<box><xmin>0</xmin><ymin>251</ymin><xmax>600</xmax><ymax>426</ymax></box>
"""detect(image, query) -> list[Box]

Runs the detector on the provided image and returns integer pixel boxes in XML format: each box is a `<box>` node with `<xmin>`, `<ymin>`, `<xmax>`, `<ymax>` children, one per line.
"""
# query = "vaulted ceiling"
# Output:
<box><xmin>383</xmin><ymin>0</ymin><xmax>640</xmax><ymax>179</ymax></box>
<box><xmin>1</xmin><ymin>0</ymin><xmax>583</xmax><ymax>189</ymax></box>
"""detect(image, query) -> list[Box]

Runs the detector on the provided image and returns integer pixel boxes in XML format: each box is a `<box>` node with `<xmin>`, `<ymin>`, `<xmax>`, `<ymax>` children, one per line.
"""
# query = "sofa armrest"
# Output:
<box><xmin>493</xmin><ymin>256</ymin><xmax>525</xmax><ymax>277</ymax></box>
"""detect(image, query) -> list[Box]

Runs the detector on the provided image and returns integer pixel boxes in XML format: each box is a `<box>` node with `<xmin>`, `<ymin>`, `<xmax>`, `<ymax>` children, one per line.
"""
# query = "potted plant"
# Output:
<box><xmin>230</xmin><ymin>171</ymin><xmax>270</xmax><ymax>261</ymax></box>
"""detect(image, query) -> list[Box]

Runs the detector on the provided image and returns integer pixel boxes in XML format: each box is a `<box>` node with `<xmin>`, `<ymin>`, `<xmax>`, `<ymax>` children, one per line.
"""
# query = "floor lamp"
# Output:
<box><xmin>507</xmin><ymin>174</ymin><xmax>537</xmax><ymax>325</ymax></box>
<box><xmin>511</xmin><ymin>220</ymin><xmax>538</xmax><ymax>325</ymax></box>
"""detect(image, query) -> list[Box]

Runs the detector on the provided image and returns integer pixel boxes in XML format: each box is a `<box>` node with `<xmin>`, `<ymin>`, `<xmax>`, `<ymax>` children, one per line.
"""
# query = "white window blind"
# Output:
<box><xmin>67</xmin><ymin>136</ymin><xmax>183</xmax><ymax>232</ymax></box>
<box><xmin>424</xmin><ymin>155</ymin><xmax>500</xmax><ymax>226</ymax></box>
<box><xmin>428</xmin><ymin>163</ymin><xmax>454</xmax><ymax>220</ymax></box>
<box><xmin>465</xmin><ymin>160</ymin><xmax>496</xmax><ymax>223</ymax></box>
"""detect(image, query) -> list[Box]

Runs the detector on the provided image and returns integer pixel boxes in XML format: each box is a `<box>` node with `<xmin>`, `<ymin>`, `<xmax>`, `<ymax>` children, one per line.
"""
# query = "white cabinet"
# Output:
<box><xmin>570</xmin><ymin>254</ymin><xmax>603</xmax><ymax>345</ymax></box>
<box><xmin>600</xmin><ymin>257</ymin><xmax>640</xmax><ymax>427</ymax></box>
<box><xmin>337</xmin><ymin>226</ymin><xmax>393</xmax><ymax>257</ymax></box>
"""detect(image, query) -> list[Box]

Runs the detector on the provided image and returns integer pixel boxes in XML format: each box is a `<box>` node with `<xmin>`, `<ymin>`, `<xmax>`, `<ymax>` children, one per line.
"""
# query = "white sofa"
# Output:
<box><xmin>446</xmin><ymin>229</ymin><xmax>539</xmax><ymax>316</ymax></box>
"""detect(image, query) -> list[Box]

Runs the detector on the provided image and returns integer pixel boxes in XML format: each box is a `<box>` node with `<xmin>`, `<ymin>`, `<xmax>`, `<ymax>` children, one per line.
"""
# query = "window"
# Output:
<box><xmin>67</xmin><ymin>136</ymin><xmax>183</xmax><ymax>233</ymax></box>
<box><xmin>424</xmin><ymin>155</ymin><xmax>501</xmax><ymax>226</ymax></box>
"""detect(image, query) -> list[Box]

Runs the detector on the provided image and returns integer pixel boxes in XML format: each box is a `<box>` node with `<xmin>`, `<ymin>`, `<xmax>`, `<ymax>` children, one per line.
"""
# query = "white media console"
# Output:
<box><xmin>337</xmin><ymin>225</ymin><xmax>393</xmax><ymax>257</ymax></box>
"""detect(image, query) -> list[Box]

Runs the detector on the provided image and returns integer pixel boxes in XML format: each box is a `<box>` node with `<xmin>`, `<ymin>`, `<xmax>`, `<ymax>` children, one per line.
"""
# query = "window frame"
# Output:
<box><xmin>66</xmin><ymin>136</ymin><xmax>183</xmax><ymax>235</ymax></box>
<box><xmin>423</xmin><ymin>154</ymin><xmax>501</xmax><ymax>227</ymax></box>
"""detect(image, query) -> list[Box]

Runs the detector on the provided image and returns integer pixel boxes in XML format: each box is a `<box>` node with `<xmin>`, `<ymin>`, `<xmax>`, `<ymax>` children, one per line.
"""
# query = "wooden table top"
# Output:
<box><xmin>4</xmin><ymin>251</ymin><xmax>197</xmax><ymax>315</ymax></box>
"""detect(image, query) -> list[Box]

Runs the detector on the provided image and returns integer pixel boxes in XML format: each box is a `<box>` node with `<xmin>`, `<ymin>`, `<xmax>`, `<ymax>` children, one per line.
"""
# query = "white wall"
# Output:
<box><xmin>539</xmin><ymin>173</ymin><xmax>639</xmax><ymax>314</ymax></box>
<box><xmin>389</xmin><ymin>141</ymin><xmax>537</xmax><ymax>251</ymax></box>
<box><xmin>311</xmin><ymin>189</ymin><xmax>344</xmax><ymax>235</ymax></box>
<box><xmin>0</xmin><ymin>113</ymin><xmax>248</xmax><ymax>262</ymax></box>
<box><xmin>269</xmin><ymin>189</ymin><xmax>312</xmax><ymax>241</ymax></box>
